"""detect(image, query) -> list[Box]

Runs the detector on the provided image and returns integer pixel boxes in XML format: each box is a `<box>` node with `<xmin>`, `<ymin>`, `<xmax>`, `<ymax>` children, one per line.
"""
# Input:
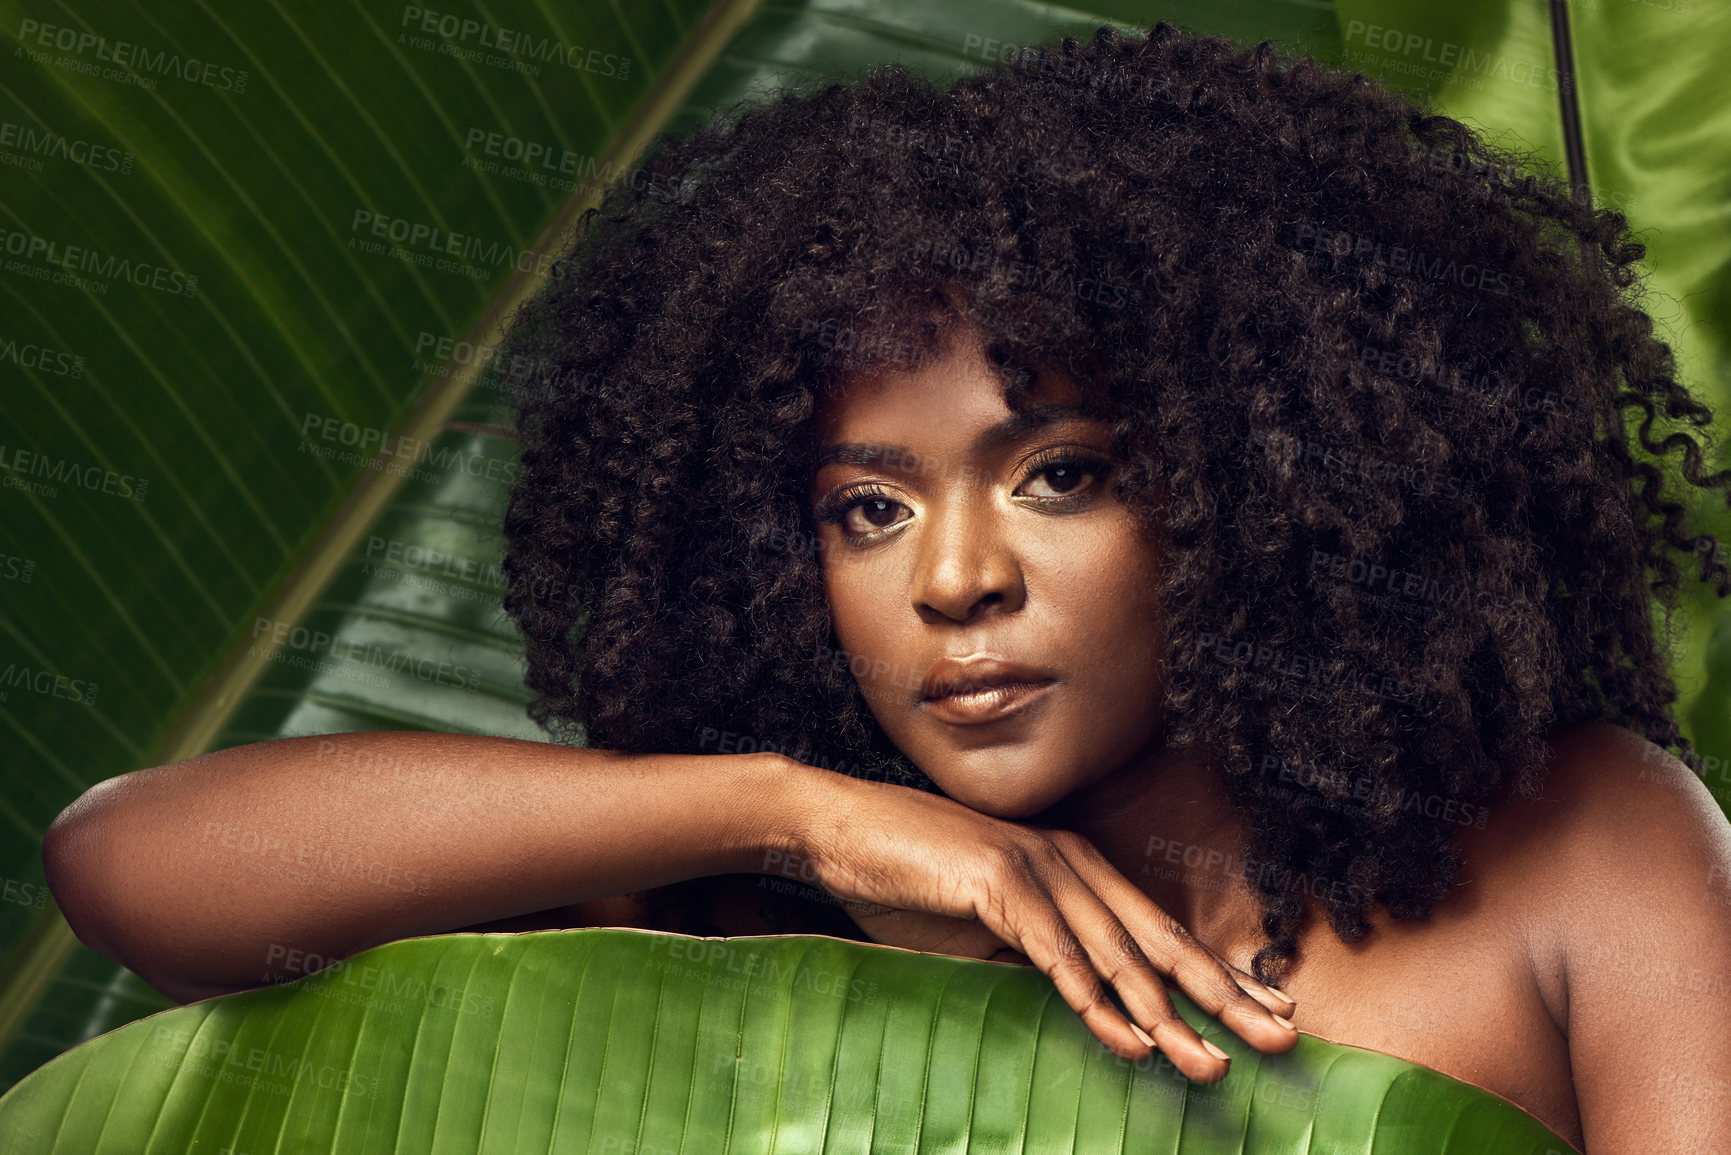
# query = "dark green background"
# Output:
<box><xmin>0</xmin><ymin>0</ymin><xmax>1726</xmax><ymax>1098</ymax></box>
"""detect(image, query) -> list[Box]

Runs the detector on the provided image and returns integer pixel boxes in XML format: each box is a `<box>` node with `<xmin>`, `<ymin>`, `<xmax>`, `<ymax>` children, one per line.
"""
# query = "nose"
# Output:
<box><xmin>910</xmin><ymin>502</ymin><xmax>1027</xmax><ymax>623</ymax></box>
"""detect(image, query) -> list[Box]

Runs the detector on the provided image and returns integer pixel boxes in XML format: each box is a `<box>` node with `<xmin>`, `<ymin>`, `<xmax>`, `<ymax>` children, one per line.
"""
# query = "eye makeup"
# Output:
<box><xmin>813</xmin><ymin>447</ymin><xmax>1116</xmax><ymax>544</ymax></box>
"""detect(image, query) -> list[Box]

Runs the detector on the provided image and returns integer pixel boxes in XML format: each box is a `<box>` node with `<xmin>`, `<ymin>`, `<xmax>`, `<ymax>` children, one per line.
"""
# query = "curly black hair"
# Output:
<box><xmin>492</xmin><ymin>20</ymin><xmax>1731</xmax><ymax>986</ymax></box>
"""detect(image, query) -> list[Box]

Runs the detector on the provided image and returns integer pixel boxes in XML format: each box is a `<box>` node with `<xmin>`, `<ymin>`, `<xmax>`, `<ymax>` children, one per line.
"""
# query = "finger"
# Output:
<box><xmin>1223</xmin><ymin>961</ymin><xmax>1298</xmax><ymax>1017</ymax></box>
<box><xmin>1044</xmin><ymin>832</ymin><xmax>1300</xmax><ymax>1056</ymax></box>
<box><xmin>1155</xmin><ymin>956</ymin><xmax>1293</xmax><ymax>1017</ymax></box>
<box><xmin>1019</xmin><ymin>906</ymin><xmax>1230</xmax><ymax>1081</ymax></box>
<box><xmin>1041</xmin><ymin>873</ymin><xmax>1245</xmax><ymax>1078</ymax></box>
<box><xmin>1138</xmin><ymin>912</ymin><xmax>1300</xmax><ymax>1055</ymax></box>
<box><xmin>983</xmin><ymin>857</ymin><xmax>1231</xmax><ymax>1082</ymax></box>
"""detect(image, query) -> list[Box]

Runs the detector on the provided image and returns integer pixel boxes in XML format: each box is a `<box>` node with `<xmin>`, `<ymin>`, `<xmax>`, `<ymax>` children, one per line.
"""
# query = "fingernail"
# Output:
<box><xmin>1128</xmin><ymin>1022</ymin><xmax>1156</xmax><ymax>1048</ymax></box>
<box><xmin>1201</xmin><ymin>1038</ymin><xmax>1230</xmax><ymax>1061</ymax></box>
<box><xmin>1273</xmin><ymin>1014</ymin><xmax>1296</xmax><ymax>1031</ymax></box>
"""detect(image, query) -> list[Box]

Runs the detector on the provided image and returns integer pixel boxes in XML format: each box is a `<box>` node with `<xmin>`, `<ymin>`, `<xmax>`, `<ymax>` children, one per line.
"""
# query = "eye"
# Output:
<box><xmin>1015</xmin><ymin>451</ymin><xmax>1112</xmax><ymax>500</ymax></box>
<box><xmin>814</xmin><ymin>485</ymin><xmax>911</xmax><ymax>541</ymax></box>
<box><xmin>812</xmin><ymin>449</ymin><xmax>1114</xmax><ymax>544</ymax></box>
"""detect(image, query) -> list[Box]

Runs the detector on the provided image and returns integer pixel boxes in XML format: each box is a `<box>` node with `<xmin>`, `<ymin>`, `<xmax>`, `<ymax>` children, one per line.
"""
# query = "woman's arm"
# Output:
<box><xmin>46</xmin><ymin>733</ymin><xmax>1297</xmax><ymax>1080</ymax></box>
<box><xmin>41</xmin><ymin>733</ymin><xmax>806</xmax><ymax>1004</ymax></box>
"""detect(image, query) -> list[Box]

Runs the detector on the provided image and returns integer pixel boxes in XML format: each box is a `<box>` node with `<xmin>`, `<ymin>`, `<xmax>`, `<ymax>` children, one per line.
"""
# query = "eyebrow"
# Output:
<box><xmin>812</xmin><ymin>403</ymin><xmax>1109</xmax><ymax>472</ymax></box>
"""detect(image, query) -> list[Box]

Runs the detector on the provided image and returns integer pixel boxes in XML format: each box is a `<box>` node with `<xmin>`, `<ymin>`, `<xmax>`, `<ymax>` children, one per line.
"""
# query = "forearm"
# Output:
<box><xmin>42</xmin><ymin>732</ymin><xmax>804</xmax><ymax>1000</ymax></box>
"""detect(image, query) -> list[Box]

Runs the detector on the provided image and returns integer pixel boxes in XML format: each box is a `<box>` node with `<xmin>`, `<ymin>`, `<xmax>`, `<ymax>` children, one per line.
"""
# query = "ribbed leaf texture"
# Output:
<box><xmin>0</xmin><ymin>928</ymin><xmax>1579</xmax><ymax>1153</ymax></box>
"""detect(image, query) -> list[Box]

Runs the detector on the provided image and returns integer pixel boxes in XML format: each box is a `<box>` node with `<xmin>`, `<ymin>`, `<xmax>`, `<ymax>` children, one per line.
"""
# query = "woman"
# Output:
<box><xmin>45</xmin><ymin>21</ymin><xmax>1731</xmax><ymax>1152</ymax></box>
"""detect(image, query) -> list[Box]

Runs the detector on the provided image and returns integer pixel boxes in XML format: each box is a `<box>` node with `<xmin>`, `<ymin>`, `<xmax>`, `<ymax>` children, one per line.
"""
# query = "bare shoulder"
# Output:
<box><xmin>1479</xmin><ymin>720</ymin><xmax>1731</xmax><ymax>947</ymax></box>
<box><xmin>1549</xmin><ymin>719</ymin><xmax>1727</xmax><ymax>818</ymax></box>
<box><xmin>1490</xmin><ymin>721</ymin><xmax>1731</xmax><ymax>1149</ymax></box>
<box><xmin>1474</xmin><ymin>720</ymin><xmax>1730</xmax><ymax>870</ymax></box>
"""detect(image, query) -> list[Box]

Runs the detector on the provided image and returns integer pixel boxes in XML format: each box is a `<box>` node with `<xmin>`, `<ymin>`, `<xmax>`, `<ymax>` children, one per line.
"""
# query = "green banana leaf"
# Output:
<box><xmin>0</xmin><ymin>0</ymin><xmax>742</xmax><ymax>1088</ymax></box>
<box><xmin>0</xmin><ymin>928</ymin><xmax>1581</xmax><ymax>1153</ymax></box>
<box><xmin>1</xmin><ymin>0</ymin><xmax>1727</xmax><ymax>1142</ymax></box>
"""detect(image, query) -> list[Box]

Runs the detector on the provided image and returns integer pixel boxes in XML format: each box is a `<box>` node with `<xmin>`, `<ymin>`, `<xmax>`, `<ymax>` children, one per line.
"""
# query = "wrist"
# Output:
<box><xmin>740</xmin><ymin>752</ymin><xmax>841</xmax><ymax>878</ymax></box>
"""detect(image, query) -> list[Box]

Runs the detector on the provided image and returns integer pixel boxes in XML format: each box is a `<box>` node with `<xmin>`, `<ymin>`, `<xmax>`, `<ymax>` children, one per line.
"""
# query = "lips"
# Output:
<box><xmin>917</xmin><ymin>655</ymin><xmax>1058</xmax><ymax>726</ymax></box>
<box><xmin>919</xmin><ymin>656</ymin><xmax>1055</xmax><ymax>701</ymax></box>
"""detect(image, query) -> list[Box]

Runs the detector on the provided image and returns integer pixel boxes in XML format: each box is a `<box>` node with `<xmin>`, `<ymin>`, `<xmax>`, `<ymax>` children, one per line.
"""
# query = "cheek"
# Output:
<box><xmin>1026</xmin><ymin>531</ymin><xmax>1166</xmax><ymax>749</ymax></box>
<box><xmin>816</xmin><ymin>514</ymin><xmax>1164</xmax><ymax>726</ymax></box>
<box><xmin>821</xmin><ymin>557</ymin><xmax>910</xmax><ymax>688</ymax></box>
<box><xmin>822</xmin><ymin>557</ymin><xmax>873</xmax><ymax>643</ymax></box>
<box><xmin>1029</xmin><ymin>522</ymin><xmax>1162</xmax><ymax>642</ymax></box>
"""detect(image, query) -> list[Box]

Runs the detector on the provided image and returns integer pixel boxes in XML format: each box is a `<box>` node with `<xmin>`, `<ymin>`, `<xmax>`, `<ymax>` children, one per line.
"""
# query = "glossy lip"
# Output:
<box><xmin>922</xmin><ymin>680</ymin><xmax>1057</xmax><ymax>726</ymax></box>
<box><xmin>917</xmin><ymin>655</ymin><xmax>1058</xmax><ymax>726</ymax></box>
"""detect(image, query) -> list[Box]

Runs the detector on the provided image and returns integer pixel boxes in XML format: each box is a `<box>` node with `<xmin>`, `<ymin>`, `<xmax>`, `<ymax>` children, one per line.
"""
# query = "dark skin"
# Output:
<box><xmin>375</xmin><ymin>317</ymin><xmax>1731</xmax><ymax>1149</ymax></box>
<box><xmin>802</xmin><ymin>323</ymin><xmax>1301</xmax><ymax>1074</ymax></box>
<box><xmin>783</xmin><ymin>321</ymin><xmax>1731</xmax><ymax>1152</ymax></box>
<box><xmin>50</xmin><ymin>304</ymin><xmax>1726</xmax><ymax>1149</ymax></box>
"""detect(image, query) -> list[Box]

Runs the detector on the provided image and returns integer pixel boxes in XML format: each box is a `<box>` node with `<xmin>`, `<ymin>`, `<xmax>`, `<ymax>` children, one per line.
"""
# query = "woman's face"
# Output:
<box><xmin>808</xmin><ymin>328</ymin><xmax>1169</xmax><ymax>819</ymax></box>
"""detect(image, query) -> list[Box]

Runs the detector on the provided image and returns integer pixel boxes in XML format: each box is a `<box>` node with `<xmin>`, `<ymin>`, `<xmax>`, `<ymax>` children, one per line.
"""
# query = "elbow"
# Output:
<box><xmin>42</xmin><ymin>771</ymin><xmax>290</xmax><ymax>1007</ymax></box>
<box><xmin>44</xmin><ymin>773</ymin><xmax>190</xmax><ymax>993</ymax></box>
<box><xmin>42</xmin><ymin>785</ymin><xmax>236</xmax><ymax>1006</ymax></box>
<box><xmin>42</xmin><ymin>782</ymin><xmax>128</xmax><ymax>965</ymax></box>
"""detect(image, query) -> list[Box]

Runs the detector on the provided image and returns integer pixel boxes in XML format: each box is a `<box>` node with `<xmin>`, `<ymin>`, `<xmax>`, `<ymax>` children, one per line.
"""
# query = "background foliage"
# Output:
<box><xmin>0</xmin><ymin>0</ymin><xmax>1725</xmax><ymax>1101</ymax></box>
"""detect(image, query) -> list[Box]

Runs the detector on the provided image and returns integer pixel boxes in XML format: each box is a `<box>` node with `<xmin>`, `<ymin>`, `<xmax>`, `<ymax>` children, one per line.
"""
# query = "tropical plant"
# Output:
<box><xmin>0</xmin><ymin>0</ymin><xmax>1724</xmax><ymax>1148</ymax></box>
<box><xmin>0</xmin><ymin>927</ymin><xmax>1581</xmax><ymax>1152</ymax></box>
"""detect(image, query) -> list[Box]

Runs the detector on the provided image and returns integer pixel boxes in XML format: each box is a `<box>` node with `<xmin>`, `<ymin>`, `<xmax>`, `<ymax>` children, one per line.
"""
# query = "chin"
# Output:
<box><xmin>921</xmin><ymin>760</ymin><xmax>1079</xmax><ymax>821</ymax></box>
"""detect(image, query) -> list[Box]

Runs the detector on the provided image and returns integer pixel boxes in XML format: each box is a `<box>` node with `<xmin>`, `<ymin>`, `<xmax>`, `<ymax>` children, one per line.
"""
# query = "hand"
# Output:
<box><xmin>844</xmin><ymin>904</ymin><xmax>1286</xmax><ymax>1013</ymax></box>
<box><xmin>786</xmin><ymin>764</ymin><xmax>1300</xmax><ymax>1083</ymax></box>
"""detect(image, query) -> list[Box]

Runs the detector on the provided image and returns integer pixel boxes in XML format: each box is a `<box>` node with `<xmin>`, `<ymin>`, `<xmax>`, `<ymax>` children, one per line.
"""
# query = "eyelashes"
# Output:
<box><xmin>813</xmin><ymin>486</ymin><xmax>905</xmax><ymax>537</ymax></box>
<box><xmin>812</xmin><ymin>449</ymin><xmax>1115</xmax><ymax>543</ymax></box>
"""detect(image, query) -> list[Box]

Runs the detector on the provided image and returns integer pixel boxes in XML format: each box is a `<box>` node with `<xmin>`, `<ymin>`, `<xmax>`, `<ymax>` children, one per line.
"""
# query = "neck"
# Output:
<box><xmin>1032</xmin><ymin>739</ymin><xmax>1267</xmax><ymax>961</ymax></box>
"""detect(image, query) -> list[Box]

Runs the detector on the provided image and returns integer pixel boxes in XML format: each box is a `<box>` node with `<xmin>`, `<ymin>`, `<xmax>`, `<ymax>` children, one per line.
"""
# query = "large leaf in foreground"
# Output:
<box><xmin>0</xmin><ymin>928</ymin><xmax>1578</xmax><ymax>1153</ymax></box>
